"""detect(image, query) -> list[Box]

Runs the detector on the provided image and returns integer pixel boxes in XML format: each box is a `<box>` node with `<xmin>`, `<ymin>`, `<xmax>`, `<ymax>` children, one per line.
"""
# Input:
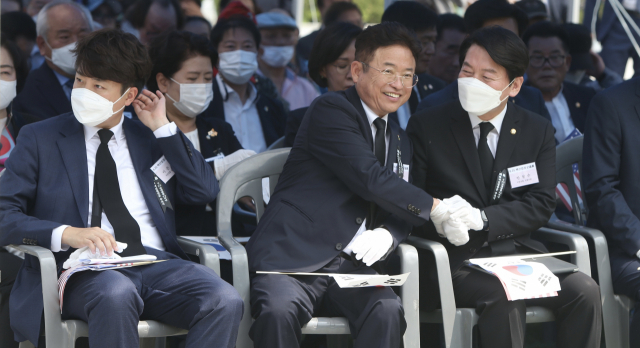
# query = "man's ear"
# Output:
<box><xmin>36</xmin><ymin>36</ymin><xmax>48</xmax><ymax>57</ymax></box>
<box><xmin>123</xmin><ymin>87</ymin><xmax>139</xmax><ymax>106</ymax></box>
<box><xmin>508</xmin><ymin>76</ymin><xmax>524</xmax><ymax>98</ymax></box>
<box><xmin>351</xmin><ymin>60</ymin><xmax>362</xmax><ymax>84</ymax></box>
<box><xmin>156</xmin><ymin>72</ymin><xmax>170</xmax><ymax>94</ymax></box>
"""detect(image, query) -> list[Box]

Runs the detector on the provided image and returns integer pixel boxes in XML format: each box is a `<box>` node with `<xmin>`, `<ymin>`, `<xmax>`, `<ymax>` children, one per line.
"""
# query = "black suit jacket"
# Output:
<box><xmin>246</xmin><ymin>86</ymin><xmax>435</xmax><ymax>272</ymax></box>
<box><xmin>389</xmin><ymin>73</ymin><xmax>446</xmax><ymax>126</ymax></box>
<box><xmin>561</xmin><ymin>82</ymin><xmax>596</xmax><ymax>134</ymax></box>
<box><xmin>583</xmin><ymin>78</ymin><xmax>640</xmax><ymax>280</ymax></box>
<box><xmin>407</xmin><ymin>100</ymin><xmax>556</xmax><ymax>271</ymax></box>
<box><xmin>416</xmin><ymin>80</ymin><xmax>552</xmax><ymax>122</ymax></box>
<box><xmin>12</xmin><ymin>63</ymin><xmax>71</xmax><ymax>120</ymax></box>
<box><xmin>283</xmin><ymin>106</ymin><xmax>307</xmax><ymax>147</ymax></box>
<box><xmin>203</xmin><ymin>77</ymin><xmax>287</xmax><ymax>148</ymax></box>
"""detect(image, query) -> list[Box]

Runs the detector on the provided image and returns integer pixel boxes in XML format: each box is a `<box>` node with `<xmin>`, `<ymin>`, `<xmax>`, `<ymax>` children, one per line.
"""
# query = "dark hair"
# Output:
<box><xmin>323</xmin><ymin>2</ymin><xmax>361</xmax><ymax>27</ymax></box>
<box><xmin>73</xmin><ymin>29</ymin><xmax>152</xmax><ymax>94</ymax></box>
<box><xmin>436</xmin><ymin>13</ymin><xmax>466</xmax><ymax>42</ymax></box>
<box><xmin>522</xmin><ymin>21</ymin><xmax>570</xmax><ymax>53</ymax></box>
<box><xmin>308</xmin><ymin>22</ymin><xmax>361</xmax><ymax>87</ymax></box>
<box><xmin>1</xmin><ymin>34</ymin><xmax>29</xmax><ymax>94</ymax></box>
<box><xmin>561</xmin><ymin>23</ymin><xmax>592</xmax><ymax>55</ymax></box>
<box><xmin>185</xmin><ymin>15</ymin><xmax>213</xmax><ymax>31</ymax></box>
<box><xmin>459</xmin><ymin>26</ymin><xmax>529</xmax><ymax>81</ymax></box>
<box><xmin>381</xmin><ymin>1</ymin><xmax>438</xmax><ymax>33</ymax></box>
<box><xmin>146</xmin><ymin>31</ymin><xmax>211</xmax><ymax>92</ymax></box>
<box><xmin>355</xmin><ymin>22</ymin><xmax>422</xmax><ymax>68</ymax></box>
<box><xmin>210</xmin><ymin>15</ymin><xmax>261</xmax><ymax>54</ymax></box>
<box><xmin>1</xmin><ymin>12</ymin><xmax>37</xmax><ymax>42</ymax></box>
<box><xmin>125</xmin><ymin>0</ymin><xmax>184</xmax><ymax>30</ymax></box>
<box><xmin>464</xmin><ymin>0</ymin><xmax>528</xmax><ymax>36</ymax></box>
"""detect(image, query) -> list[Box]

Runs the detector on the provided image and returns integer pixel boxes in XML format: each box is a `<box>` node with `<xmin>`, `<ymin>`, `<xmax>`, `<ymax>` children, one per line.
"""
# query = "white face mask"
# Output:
<box><xmin>0</xmin><ymin>80</ymin><xmax>17</xmax><ymax>110</ymax></box>
<box><xmin>458</xmin><ymin>77</ymin><xmax>515</xmax><ymax>116</ymax></box>
<box><xmin>261</xmin><ymin>45</ymin><xmax>294</xmax><ymax>68</ymax></box>
<box><xmin>218</xmin><ymin>50</ymin><xmax>258</xmax><ymax>85</ymax></box>
<box><xmin>166</xmin><ymin>77</ymin><xmax>213</xmax><ymax>118</ymax></box>
<box><xmin>71</xmin><ymin>88</ymin><xmax>130</xmax><ymax>127</ymax></box>
<box><xmin>45</xmin><ymin>41</ymin><xmax>77</xmax><ymax>76</ymax></box>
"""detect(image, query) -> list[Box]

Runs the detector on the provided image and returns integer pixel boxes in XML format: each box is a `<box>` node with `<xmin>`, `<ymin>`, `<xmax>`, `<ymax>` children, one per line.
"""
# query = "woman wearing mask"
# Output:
<box><xmin>283</xmin><ymin>22</ymin><xmax>362</xmax><ymax>147</ymax></box>
<box><xmin>147</xmin><ymin>30</ymin><xmax>255</xmax><ymax>236</ymax></box>
<box><xmin>205</xmin><ymin>15</ymin><xmax>287</xmax><ymax>153</ymax></box>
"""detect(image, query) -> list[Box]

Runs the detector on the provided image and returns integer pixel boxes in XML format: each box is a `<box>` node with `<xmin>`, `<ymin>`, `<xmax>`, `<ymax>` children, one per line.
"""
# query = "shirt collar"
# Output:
<box><xmin>468</xmin><ymin>103</ymin><xmax>508</xmax><ymax>134</ymax></box>
<box><xmin>83</xmin><ymin>112</ymin><xmax>126</xmax><ymax>145</ymax></box>
<box><xmin>550</xmin><ymin>84</ymin><xmax>565</xmax><ymax>103</ymax></box>
<box><xmin>216</xmin><ymin>73</ymin><xmax>257</xmax><ymax>103</ymax></box>
<box><xmin>52</xmin><ymin>69</ymin><xmax>70</xmax><ymax>87</ymax></box>
<box><xmin>361</xmin><ymin>100</ymin><xmax>389</xmax><ymax>129</ymax></box>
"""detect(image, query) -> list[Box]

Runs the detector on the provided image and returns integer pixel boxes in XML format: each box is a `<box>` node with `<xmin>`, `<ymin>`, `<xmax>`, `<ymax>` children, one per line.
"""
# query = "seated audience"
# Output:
<box><xmin>427</xmin><ymin>14</ymin><xmax>467</xmax><ymax>85</ymax></box>
<box><xmin>183</xmin><ymin>15</ymin><xmax>212</xmax><ymax>38</ymax></box>
<box><xmin>407</xmin><ymin>26</ymin><xmax>602</xmax><ymax>348</ymax></box>
<box><xmin>123</xmin><ymin>0</ymin><xmax>184</xmax><ymax>45</ymax></box>
<box><xmin>147</xmin><ymin>30</ymin><xmax>254</xmax><ymax>236</ymax></box>
<box><xmin>0</xmin><ymin>28</ymin><xmax>243</xmax><ymax>348</ymax></box>
<box><xmin>562</xmin><ymin>23</ymin><xmax>623</xmax><ymax>91</ymax></box>
<box><xmin>90</xmin><ymin>0</ymin><xmax>122</xmax><ymax>29</ymax></box>
<box><xmin>381</xmin><ymin>0</ymin><xmax>445</xmax><ymax>128</ymax></box>
<box><xmin>206</xmin><ymin>14</ymin><xmax>287</xmax><ymax>153</ymax></box>
<box><xmin>1</xmin><ymin>12</ymin><xmax>37</xmax><ymax>64</ymax></box>
<box><xmin>514</xmin><ymin>0</ymin><xmax>548</xmax><ymax>25</ymax></box>
<box><xmin>12</xmin><ymin>0</ymin><xmax>93</xmax><ymax>121</ymax></box>
<box><xmin>284</xmin><ymin>21</ymin><xmax>361</xmax><ymax>147</ymax></box>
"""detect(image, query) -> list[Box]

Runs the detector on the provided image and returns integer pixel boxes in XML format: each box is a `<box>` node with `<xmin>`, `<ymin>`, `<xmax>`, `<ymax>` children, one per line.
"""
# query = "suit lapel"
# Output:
<box><xmin>346</xmin><ymin>87</ymin><xmax>374</xmax><ymax>149</ymax></box>
<box><xmin>386</xmin><ymin>120</ymin><xmax>399</xmax><ymax>171</ymax></box>
<box><xmin>57</xmin><ymin>115</ymin><xmax>89</xmax><ymax>227</ymax></box>
<box><xmin>450</xmin><ymin>104</ymin><xmax>489</xmax><ymax>205</ymax></box>
<box><xmin>37</xmin><ymin>64</ymin><xmax>73</xmax><ymax>116</ymax></box>
<box><xmin>491</xmin><ymin>104</ymin><xmax>521</xmax><ymax>190</ymax></box>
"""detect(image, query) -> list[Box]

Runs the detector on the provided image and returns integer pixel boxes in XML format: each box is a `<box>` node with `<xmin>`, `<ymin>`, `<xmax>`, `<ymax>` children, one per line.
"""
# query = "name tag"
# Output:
<box><xmin>393</xmin><ymin>163</ymin><xmax>410</xmax><ymax>182</ymax></box>
<box><xmin>151</xmin><ymin>156</ymin><xmax>175</xmax><ymax>184</ymax></box>
<box><xmin>508</xmin><ymin>162</ymin><xmax>539</xmax><ymax>189</ymax></box>
<box><xmin>205</xmin><ymin>153</ymin><xmax>225</xmax><ymax>162</ymax></box>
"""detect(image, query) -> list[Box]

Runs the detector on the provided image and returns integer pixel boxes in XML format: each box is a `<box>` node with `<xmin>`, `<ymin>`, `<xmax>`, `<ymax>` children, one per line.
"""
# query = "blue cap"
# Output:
<box><xmin>256</xmin><ymin>12</ymin><xmax>297</xmax><ymax>29</ymax></box>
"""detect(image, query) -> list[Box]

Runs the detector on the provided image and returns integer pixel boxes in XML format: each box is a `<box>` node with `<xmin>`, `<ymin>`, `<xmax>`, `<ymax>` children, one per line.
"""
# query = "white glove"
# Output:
<box><xmin>449</xmin><ymin>199</ymin><xmax>484</xmax><ymax>231</ymax></box>
<box><xmin>430</xmin><ymin>195</ymin><xmax>466</xmax><ymax>237</ymax></box>
<box><xmin>350</xmin><ymin>228</ymin><xmax>394</xmax><ymax>266</ymax></box>
<box><xmin>442</xmin><ymin>218</ymin><xmax>470</xmax><ymax>246</ymax></box>
<box><xmin>213</xmin><ymin>149</ymin><xmax>256</xmax><ymax>180</ymax></box>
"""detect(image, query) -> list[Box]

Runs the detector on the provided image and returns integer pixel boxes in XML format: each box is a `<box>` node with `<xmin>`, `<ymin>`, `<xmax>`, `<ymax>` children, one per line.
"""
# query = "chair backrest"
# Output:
<box><xmin>216</xmin><ymin>148</ymin><xmax>291</xmax><ymax>239</ymax></box>
<box><xmin>266</xmin><ymin>136</ymin><xmax>286</xmax><ymax>151</ymax></box>
<box><xmin>555</xmin><ymin>135</ymin><xmax>587</xmax><ymax>225</ymax></box>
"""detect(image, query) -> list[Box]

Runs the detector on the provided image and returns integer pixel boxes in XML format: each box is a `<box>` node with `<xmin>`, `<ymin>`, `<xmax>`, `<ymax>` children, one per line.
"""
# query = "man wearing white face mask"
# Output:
<box><xmin>12</xmin><ymin>0</ymin><xmax>93</xmax><ymax>121</ymax></box>
<box><xmin>407</xmin><ymin>26</ymin><xmax>602</xmax><ymax>348</ymax></box>
<box><xmin>256</xmin><ymin>11</ymin><xmax>319</xmax><ymax>111</ymax></box>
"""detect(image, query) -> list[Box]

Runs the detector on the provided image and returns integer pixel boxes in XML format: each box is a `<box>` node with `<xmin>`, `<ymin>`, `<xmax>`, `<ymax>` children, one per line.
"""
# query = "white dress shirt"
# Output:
<box><xmin>343</xmin><ymin>100</ymin><xmax>390</xmax><ymax>255</ymax></box>
<box><xmin>51</xmin><ymin>116</ymin><xmax>177</xmax><ymax>252</ymax></box>
<box><xmin>544</xmin><ymin>86</ymin><xmax>575</xmax><ymax>143</ymax></box>
<box><xmin>184</xmin><ymin>128</ymin><xmax>201</xmax><ymax>152</ymax></box>
<box><xmin>216</xmin><ymin>74</ymin><xmax>267</xmax><ymax>153</ymax></box>
<box><xmin>468</xmin><ymin>103</ymin><xmax>508</xmax><ymax>157</ymax></box>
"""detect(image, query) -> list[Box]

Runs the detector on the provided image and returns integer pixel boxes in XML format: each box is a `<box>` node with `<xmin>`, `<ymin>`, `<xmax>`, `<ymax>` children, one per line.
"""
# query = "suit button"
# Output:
<box><xmin>408</xmin><ymin>204</ymin><xmax>413</xmax><ymax>210</ymax></box>
<box><xmin>470</xmin><ymin>248</ymin><xmax>477</xmax><ymax>253</ymax></box>
<box><xmin>355</xmin><ymin>217</ymin><xmax>363</xmax><ymax>224</ymax></box>
<box><xmin>22</xmin><ymin>238</ymin><xmax>27</xmax><ymax>244</ymax></box>
<box><xmin>335</xmin><ymin>243</ymin><xmax>343</xmax><ymax>251</ymax></box>
<box><xmin>416</xmin><ymin>209</ymin><xmax>421</xmax><ymax>214</ymax></box>
<box><xmin>509</xmin><ymin>234</ymin><xmax>514</xmax><ymax>237</ymax></box>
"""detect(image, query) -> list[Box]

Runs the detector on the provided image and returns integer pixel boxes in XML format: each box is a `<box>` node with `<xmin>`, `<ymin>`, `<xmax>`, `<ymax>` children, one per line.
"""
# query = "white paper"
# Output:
<box><xmin>332</xmin><ymin>273</ymin><xmax>410</xmax><ymax>288</ymax></box>
<box><xmin>393</xmin><ymin>163</ymin><xmax>410</xmax><ymax>182</ymax></box>
<box><xmin>151</xmin><ymin>156</ymin><xmax>175</xmax><ymax>183</ymax></box>
<box><xmin>508</xmin><ymin>162</ymin><xmax>539</xmax><ymax>189</ymax></box>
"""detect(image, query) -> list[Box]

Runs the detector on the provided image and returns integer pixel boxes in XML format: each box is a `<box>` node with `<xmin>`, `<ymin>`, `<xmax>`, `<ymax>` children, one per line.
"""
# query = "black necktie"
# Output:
<box><xmin>478</xmin><ymin>122</ymin><xmax>495</xmax><ymax>193</ymax></box>
<box><xmin>92</xmin><ymin>129</ymin><xmax>146</xmax><ymax>257</ymax></box>
<box><xmin>373</xmin><ymin>118</ymin><xmax>386</xmax><ymax>165</ymax></box>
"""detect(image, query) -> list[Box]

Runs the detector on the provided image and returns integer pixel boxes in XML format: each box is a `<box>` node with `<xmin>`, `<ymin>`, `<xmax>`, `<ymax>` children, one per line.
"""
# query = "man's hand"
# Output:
<box><xmin>61</xmin><ymin>226</ymin><xmax>118</xmax><ymax>256</ymax></box>
<box><xmin>449</xmin><ymin>199</ymin><xmax>484</xmax><ymax>231</ymax></box>
<box><xmin>350</xmin><ymin>228</ymin><xmax>393</xmax><ymax>266</ymax></box>
<box><xmin>132</xmin><ymin>90</ymin><xmax>169</xmax><ymax>132</ymax></box>
<box><xmin>430</xmin><ymin>195</ymin><xmax>468</xmax><ymax>237</ymax></box>
<box><xmin>442</xmin><ymin>218</ymin><xmax>470</xmax><ymax>246</ymax></box>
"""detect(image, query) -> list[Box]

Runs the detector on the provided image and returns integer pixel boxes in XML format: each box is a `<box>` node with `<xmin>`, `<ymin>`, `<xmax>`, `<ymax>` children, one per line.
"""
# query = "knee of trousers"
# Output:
<box><xmin>251</xmin><ymin>294</ymin><xmax>311</xmax><ymax>330</ymax></box>
<box><xmin>86</xmin><ymin>279</ymin><xmax>143</xmax><ymax>318</ymax></box>
<box><xmin>564</xmin><ymin>275</ymin><xmax>601</xmax><ymax>308</ymax></box>
<box><xmin>476</xmin><ymin>287</ymin><xmax>526</xmax><ymax>315</ymax></box>
<box><xmin>366</xmin><ymin>297</ymin><xmax>405</xmax><ymax>326</ymax></box>
<box><xmin>188</xmin><ymin>268</ymin><xmax>244</xmax><ymax>321</ymax></box>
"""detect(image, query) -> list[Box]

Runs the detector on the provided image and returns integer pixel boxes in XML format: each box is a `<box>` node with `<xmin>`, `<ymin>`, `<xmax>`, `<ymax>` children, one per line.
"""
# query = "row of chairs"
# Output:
<box><xmin>5</xmin><ymin>135</ymin><xmax>635</xmax><ymax>347</ymax></box>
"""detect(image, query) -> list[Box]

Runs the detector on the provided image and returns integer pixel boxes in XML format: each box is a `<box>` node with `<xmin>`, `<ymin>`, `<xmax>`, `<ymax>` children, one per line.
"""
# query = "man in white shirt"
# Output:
<box><xmin>0</xmin><ymin>29</ymin><xmax>242</xmax><ymax>348</ymax></box>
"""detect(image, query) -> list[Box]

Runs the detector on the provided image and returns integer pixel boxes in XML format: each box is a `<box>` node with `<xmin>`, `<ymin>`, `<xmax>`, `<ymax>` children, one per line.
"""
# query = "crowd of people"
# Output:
<box><xmin>1</xmin><ymin>0</ymin><xmax>640</xmax><ymax>347</ymax></box>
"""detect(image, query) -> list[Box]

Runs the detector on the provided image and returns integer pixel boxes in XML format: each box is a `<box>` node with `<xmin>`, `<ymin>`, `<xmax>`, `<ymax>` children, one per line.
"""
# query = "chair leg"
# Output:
<box><xmin>140</xmin><ymin>337</ymin><xmax>156</xmax><ymax>348</ymax></box>
<box><xmin>19</xmin><ymin>342</ymin><xmax>36</xmax><ymax>348</ymax></box>
<box><xmin>154</xmin><ymin>337</ymin><xmax>167</xmax><ymax>348</ymax></box>
<box><xmin>450</xmin><ymin>309</ymin><xmax>477</xmax><ymax>348</ymax></box>
<box><xmin>327</xmin><ymin>335</ymin><xmax>351</xmax><ymax>348</ymax></box>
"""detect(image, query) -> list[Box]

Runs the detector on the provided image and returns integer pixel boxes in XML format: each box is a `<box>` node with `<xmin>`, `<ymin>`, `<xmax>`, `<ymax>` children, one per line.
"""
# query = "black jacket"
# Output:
<box><xmin>388</xmin><ymin>73</ymin><xmax>446</xmax><ymax>126</ymax></box>
<box><xmin>12</xmin><ymin>63</ymin><xmax>71</xmax><ymax>120</ymax></box>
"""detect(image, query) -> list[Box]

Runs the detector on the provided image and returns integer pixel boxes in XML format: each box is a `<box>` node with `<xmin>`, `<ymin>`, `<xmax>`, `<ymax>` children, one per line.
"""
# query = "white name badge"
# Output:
<box><xmin>205</xmin><ymin>153</ymin><xmax>225</xmax><ymax>162</ymax></box>
<box><xmin>151</xmin><ymin>156</ymin><xmax>175</xmax><ymax>184</ymax></box>
<box><xmin>508</xmin><ymin>162</ymin><xmax>539</xmax><ymax>189</ymax></box>
<box><xmin>393</xmin><ymin>163</ymin><xmax>410</xmax><ymax>182</ymax></box>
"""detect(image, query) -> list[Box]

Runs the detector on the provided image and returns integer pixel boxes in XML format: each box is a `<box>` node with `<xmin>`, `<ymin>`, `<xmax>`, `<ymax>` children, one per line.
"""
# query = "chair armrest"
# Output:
<box><xmin>406</xmin><ymin>236</ymin><xmax>456</xmax><ymax>348</ymax></box>
<box><xmin>8</xmin><ymin>244</ymin><xmax>64</xmax><ymax>346</ymax></box>
<box><xmin>395</xmin><ymin>243</ymin><xmax>420</xmax><ymax>348</ymax></box>
<box><xmin>176</xmin><ymin>237</ymin><xmax>220</xmax><ymax>276</ymax></box>
<box><xmin>533</xmin><ymin>227</ymin><xmax>591</xmax><ymax>277</ymax></box>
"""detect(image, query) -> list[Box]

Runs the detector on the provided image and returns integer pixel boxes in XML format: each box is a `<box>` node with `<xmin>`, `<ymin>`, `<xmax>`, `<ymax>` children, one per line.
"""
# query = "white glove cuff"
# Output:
<box><xmin>214</xmin><ymin>159</ymin><xmax>224</xmax><ymax>181</ymax></box>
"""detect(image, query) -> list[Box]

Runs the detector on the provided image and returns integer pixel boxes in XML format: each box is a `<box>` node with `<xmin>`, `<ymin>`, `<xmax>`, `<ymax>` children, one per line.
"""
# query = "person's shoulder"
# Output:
<box><xmin>510</xmin><ymin>102</ymin><xmax>552</xmax><ymax>129</ymax></box>
<box><xmin>420</xmin><ymin>81</ymin><xmax>457</xmax><ymax>105</ymax></box>
<box><xmin>595</xmin><ymin>77</ymin><xmax>638</xmax><ymax>101</ymax></box>
<box><xmin>418</xmin><ymin>73</ymin><xmax>446</xmax><ymax>90</ymax></box>
<box><xmin>409</xmin><ymin>99</ymin><xmax>460</xmax><ymax>130</ymax></box>
<box><xmin>563</xmin><ymin>81</ymin><xmax>597</xmax><ymax>99</ymax></box>
<box><xmin>18</xmin><ymin>112</ymin><xmax>75</xmax><ymax>137</ymax></box>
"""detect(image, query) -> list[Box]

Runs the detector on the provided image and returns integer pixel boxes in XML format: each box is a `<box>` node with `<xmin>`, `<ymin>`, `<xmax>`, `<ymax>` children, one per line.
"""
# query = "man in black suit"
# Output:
<box><xmin>407</xmin><ymin>27</ymin><xmax>602</xmax><ymax>348</ymax></box>
<box><xmin>246</xmin><ymin>22</ymin><xmax>444</xmax><ymax>348</ymax></box>
<box><xmin>12</xmin><ymin>0</ymin><xmax>93</xmax><ymax>121</ymax></box>
<box><xmin>583</xmin><ymin>78</ymin><xmax>640</xmax><ymax>345</ymax></box>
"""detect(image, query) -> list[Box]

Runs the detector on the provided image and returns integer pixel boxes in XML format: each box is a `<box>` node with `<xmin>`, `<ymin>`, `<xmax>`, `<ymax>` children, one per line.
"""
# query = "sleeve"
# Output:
<box><xmin>598</xmin><ymin>67</ymin><xmax>624</xmax><ymax>89</ymax></box>
<box><xmin>223</xmin><ymin>121</ymin><xmax>243</xmax><ymax>153</ymax></box>
<box><xmin>51</xmin><ymin>225</ymin><xmax>70</xmax><ymax>252</ymax></box>
<box><xmin>153</xmin><ymin>122</ymin><xmax>177</xmax><ymax>138</ymax></box>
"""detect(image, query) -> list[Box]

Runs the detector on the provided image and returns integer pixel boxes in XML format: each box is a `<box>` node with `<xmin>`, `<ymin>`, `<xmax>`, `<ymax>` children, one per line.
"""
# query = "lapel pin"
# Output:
<box><xmin>576</xmin><ymin>102</ymin><xmax>581</xmax><ymax>108</ymax></box>
<box><xmin>423</xmin><ymin>85</ymin><xmax>427</xmax><ymax>90</ymax></box>
<box><xmin>264</xmin><ymin>106</ymin><xmax>269</xmax><ymax>112</ymax></box>
<box><xmin>206</xmin><ymin>128</ymin><xmax>218</xmax><ymax>139</ymax></box>
<box><xmin>511</xmin><ymin>128</ymin><xmax>516</xmax><ymax>135</ymax></box>
<box><xmin>511</xmin><ymin>99</ymin><xmax>516</xmax><ymax>103</ymax></box>
<box><xmin>397</xmin><ymin>135</ymin><xmax>401</xmax><ymax>140</ymax></box>
<box><xmin>428</xmin><ymin>84</ymin><xmax>433</xmax><ymax>89</ymax></box>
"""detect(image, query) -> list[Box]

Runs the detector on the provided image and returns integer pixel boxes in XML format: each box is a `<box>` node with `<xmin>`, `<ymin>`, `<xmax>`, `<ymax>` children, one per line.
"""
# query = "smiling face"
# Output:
<box><xmin>353</xmin><ymin>44</ymin><xmax>415</xmax><ymax>116</ymax></box>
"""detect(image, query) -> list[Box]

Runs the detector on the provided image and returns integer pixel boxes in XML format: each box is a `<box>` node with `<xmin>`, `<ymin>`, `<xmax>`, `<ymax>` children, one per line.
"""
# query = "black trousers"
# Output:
<box><xmin>610</xmin><ymin>253</ymin><xmax>640</xmax><ymax>347</ymax></box>
<box><xmin>421</xmin><ymin>263</ymin><xmax>602</xmax><ymax>348</ymax></box>
<box><xmin>250</xmin><ymin>255</ymin><xmax>406</xmax><ymax>348</ymax></box>
<box><xmin>0</xmin><ymin>251</ymin><xmax>23</xmax><ymax>348</ymax></box>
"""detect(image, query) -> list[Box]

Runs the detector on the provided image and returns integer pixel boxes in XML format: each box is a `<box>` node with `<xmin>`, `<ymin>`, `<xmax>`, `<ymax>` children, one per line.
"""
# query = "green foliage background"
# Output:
<box><xmin>303</xmin><ymin>0</ymin><xmax>384</xmax><ymax>24</ymax></box>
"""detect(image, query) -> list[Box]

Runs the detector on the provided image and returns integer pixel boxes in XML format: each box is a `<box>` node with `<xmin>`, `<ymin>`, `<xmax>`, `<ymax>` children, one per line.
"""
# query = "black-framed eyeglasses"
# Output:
<box><xmin>360</xmin><ymin>62</ymin><xmax>418</xmax><ymax>88</ymax></box>
<box><xmin>529</xmin><ymin>55</ymin><xmax>566</xmax><ymax>68</ymax></box>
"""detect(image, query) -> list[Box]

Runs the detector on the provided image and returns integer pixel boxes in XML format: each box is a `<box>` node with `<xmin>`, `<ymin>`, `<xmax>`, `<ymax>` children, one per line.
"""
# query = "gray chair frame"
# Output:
<box><xmin>12</xmin><ymin>237</ymin><xmax>220</xmax><ymax>348</ymax></box>
<box><xmin>548</xmin><ymin>134</ymin><xmax>634</xmax><ymax>348</ymax></box>
<box><xmin>216</xmin><ymin>148</ymin><xmax>421</xmax><ymax>348</ymax></box>
<box><xmin>266</xmin><ymin>136</ymin><xmax>286</xmax><ymax>151</ymax></box>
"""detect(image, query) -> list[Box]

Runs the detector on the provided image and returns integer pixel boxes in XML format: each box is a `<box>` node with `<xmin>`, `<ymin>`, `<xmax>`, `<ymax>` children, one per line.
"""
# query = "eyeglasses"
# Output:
<box><xmin>529</xmin><ymin>55</ymin><xmax>566</xmax><ymax>68</ymax></box>
<box><xmin>332</xmin><ymin>63</ymin><xmax>351</xmax><ymax>75</ymax></box>
<box><xmin>360</xmin><ymin>62</ymin><xmax>418</xmax><ymax>88</ymax></box>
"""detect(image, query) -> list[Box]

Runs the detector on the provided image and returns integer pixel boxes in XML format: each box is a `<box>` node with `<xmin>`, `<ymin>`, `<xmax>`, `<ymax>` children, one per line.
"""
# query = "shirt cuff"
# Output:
<box><xmin>153</xmin><ymin>122</ymin><xmax>177</xmax><ymax>138</ymax></box>
<box><xmin>636</xmin><ymin>249</ymin><xmax>640</xmax><ymax>260</ymax></box>
<box><xmin>51</xmin><ymin>225</ymin><xmax>71</xmax><ymax>252</ymax></box>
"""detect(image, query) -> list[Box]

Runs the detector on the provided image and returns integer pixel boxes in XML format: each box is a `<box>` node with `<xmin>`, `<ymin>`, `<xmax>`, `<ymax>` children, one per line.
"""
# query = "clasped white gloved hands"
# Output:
<box><xmin>430</xmin><ymin>195</ymin><xmax>483</xmax><ymax>246</ymax></box>
<box><xmin>350</xmin><ymin>228</ymin><xmax>393</xmax><ymax>266</ymax></box>
<box><xmin>62</xmin><ymin>242</ymin><xmax>127</xmax><ymax>269</ymax></box>
<box><xmin>213</xmin><ymin>149</ymin><xmax>257</xmax><ymax>180</ymax></box>
<box><xmin>430</xmin><ymin>195</ymin><xmax>468</xmax><ymax>237</ymax></box>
